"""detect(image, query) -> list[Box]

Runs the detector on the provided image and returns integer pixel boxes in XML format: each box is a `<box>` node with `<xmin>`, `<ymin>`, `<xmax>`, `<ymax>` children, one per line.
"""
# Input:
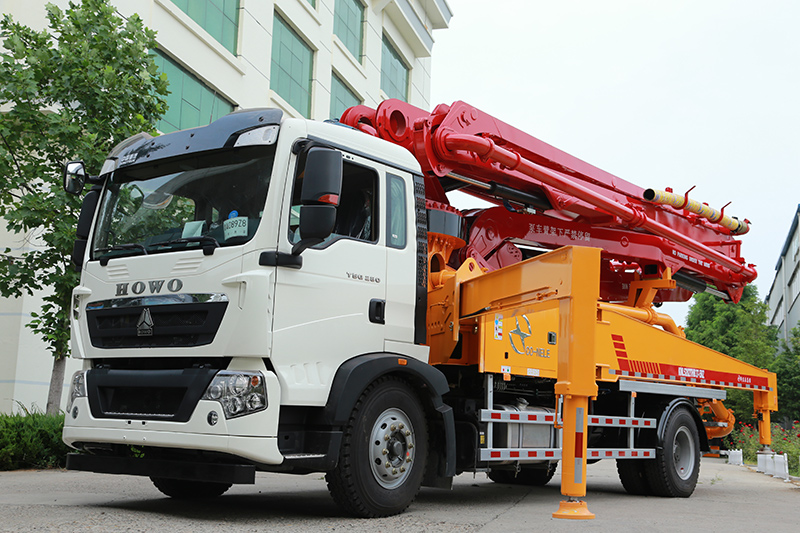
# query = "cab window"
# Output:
<box><xmin>289</xmin><ymin>155</ymin><xmax>378</xmax><ymax>245</ymax></box>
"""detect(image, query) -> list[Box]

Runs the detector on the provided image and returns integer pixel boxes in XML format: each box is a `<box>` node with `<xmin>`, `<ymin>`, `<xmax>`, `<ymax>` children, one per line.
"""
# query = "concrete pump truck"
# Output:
<box><xmin>62</xmin><ymin>99</ymin><xmax>777</xmax><ymax>519</ymax></box>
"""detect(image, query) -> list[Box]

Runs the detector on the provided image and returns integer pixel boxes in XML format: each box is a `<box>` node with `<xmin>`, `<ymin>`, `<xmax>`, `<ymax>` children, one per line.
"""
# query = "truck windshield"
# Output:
<box><xmin>91</xmin><ymin>145</ymin><xmax>275</xmax><ymax>262</ymax></box>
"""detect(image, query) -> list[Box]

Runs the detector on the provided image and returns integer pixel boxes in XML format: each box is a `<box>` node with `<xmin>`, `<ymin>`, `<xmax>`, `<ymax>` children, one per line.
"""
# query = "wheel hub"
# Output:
<box><xmin>369</xmin><ymin>408</ymin><xmax>415</xmax><ymax>489</ymax></box>
<box><xmin>672</xmin><ymin>426</ymin><xmax>695</xmax><ymax>480</ymax></box>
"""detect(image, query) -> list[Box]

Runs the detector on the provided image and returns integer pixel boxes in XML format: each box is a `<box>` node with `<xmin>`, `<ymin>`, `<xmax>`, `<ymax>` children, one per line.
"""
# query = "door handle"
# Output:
<box><xmin>369</xmin><ymin>299</ymin><xmax>385</xmax><ymax>324</ymax></box>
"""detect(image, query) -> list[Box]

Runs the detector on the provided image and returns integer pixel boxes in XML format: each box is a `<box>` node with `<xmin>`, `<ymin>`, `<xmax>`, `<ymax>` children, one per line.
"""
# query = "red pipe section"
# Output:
<box><xmin>440</xmin><ymin>132</ymin><xmax>757</xmax><ymax>282</ymax></box>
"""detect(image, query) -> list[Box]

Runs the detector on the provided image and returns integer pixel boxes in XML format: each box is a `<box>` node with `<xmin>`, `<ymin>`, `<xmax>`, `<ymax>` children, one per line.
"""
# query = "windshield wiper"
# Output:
<box><xmin>149</xmin><ymin>236</ymin><xmax>220</xmax><ymax>256</ymax></box>
<box><xmin>95</xmin><ymin>243</ymin><xmax>148</xmax><ymax>266</ymax></box>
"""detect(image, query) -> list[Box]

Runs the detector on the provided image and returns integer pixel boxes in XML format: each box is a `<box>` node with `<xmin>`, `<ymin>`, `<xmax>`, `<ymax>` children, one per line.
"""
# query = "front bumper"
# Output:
<box><xmin>63</xmin><ymin>369</ymin><xmax>284</xmax><ymax>465</ymax></box>
<box><xmin>66</xmin><ymin>453</ymin><xmax>257</xmax><ymax>484</ymax></box>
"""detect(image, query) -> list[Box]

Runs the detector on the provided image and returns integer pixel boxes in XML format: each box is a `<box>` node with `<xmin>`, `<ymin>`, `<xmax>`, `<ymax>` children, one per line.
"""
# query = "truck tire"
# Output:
<box><xmin>488</xmin><ymin>463</ymin><xmax>557</xmax><ymax>486</ymax></box>
<box><xmin>645</xmin><ymin>407</ymin><xmax>700</xmax><ymax>497</ymax></box>
<box><xmin>616</xmin><ymin>460</ymin><xmax>652</xmax><ymax>495</ymax></box>
<box><xmin>150</xmin><ymin>477</ymin><xmax>231</xmax><ymax>499</ymax></box>
<box><xmin>326</xmin><ymin>376</ymin><xmax>428</xmax><ymax>517</ymax></box>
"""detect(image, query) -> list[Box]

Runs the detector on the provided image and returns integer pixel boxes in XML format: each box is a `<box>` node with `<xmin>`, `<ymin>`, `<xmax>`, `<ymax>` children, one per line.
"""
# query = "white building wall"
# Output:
<box><xmin>767</xmin><ymin>206</ymin><xmax>800</xmax><ymax>344</ymax></box>
<box><xmin>0</xmin><ymin>0</ymin><xmax>450</xmax><ymax>413</ymax></box>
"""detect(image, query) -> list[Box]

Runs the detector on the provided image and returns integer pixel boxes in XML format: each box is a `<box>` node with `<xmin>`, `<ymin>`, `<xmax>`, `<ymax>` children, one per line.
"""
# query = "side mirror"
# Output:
<box><xmin>72</xmin><ymin>188</ymin><xmax>100</xmax><ymax>270</ymax></box>
<box><xmin>64</xmin><ymin>161</ymin><xmax>86</xmax><ymax>195</ymax></box>
<box><xmin>292</xmin><ymin>148</ymin><xmax>343</xmax><ymax>255</ymax></box>
<box><xmin>301</xmin><ymin>147</ymin><xmax>342</xmax><ymax>205</ymax></box>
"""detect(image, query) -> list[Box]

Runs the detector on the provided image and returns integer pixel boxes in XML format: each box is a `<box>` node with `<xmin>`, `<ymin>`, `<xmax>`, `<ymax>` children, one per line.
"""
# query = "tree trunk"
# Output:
<box><xmin>46</xmin><ymin>356</ymin><xmax>67</xmax><ymax>415</ymax></box>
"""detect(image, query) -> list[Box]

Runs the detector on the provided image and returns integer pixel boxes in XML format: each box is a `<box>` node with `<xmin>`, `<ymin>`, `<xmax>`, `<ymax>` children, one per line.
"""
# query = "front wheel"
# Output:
<box><xmin>326</xmin><ymin>376</ymin><xmax>428</xmax><ymax>517</ymax></box>
<box><xmin>645</xmin><ymin>407</ymin><xmax>700</xmax><ymax>497</ymax></box>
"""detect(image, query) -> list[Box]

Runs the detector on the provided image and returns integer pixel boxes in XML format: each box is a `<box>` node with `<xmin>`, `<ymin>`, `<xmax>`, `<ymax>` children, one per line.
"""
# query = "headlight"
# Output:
<box><xmin>67</xmin><ymin>370</ymin><xmax>87</xmax><ymax>412</ymax></box>
<box><xmin>201</xmin><ymin>371</ymin><xmax>267</xmax><ymax>419</ymax></box>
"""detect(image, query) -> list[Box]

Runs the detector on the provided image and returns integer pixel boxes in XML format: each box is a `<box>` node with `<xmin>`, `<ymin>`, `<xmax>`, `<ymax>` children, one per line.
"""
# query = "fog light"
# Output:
<box><xmin>71</xmin><ymin>406</ymin><xmax>79</xmax><ymax>419</ymax></box>
<box><xmin>207</xmin><ymin>411</ymin><xmax>218</xmax><ymax>426</ymax></box>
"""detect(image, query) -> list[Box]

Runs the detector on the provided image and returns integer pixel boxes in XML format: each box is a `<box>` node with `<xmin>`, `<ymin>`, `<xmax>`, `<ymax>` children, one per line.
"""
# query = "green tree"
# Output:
<box><xmin>771</xmin><ymin>326</ymin><xmax>800</xmax><ymax>427</ymax></box>
<box><xmin>684</xmin><ymin>285</ymin><xmax>778</xmax><ymax>424</ymax></box>
<box><xmin>0</xmin><ymin>0</ymin><xmax>168</xmax><ymax>414</ymax></box>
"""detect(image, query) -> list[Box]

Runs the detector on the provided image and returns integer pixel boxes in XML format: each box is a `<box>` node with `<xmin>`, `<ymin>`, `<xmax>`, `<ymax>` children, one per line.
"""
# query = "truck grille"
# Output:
<box><xmin>86</xmin><ymin>367</ymin><xmax>219</xmax><ymax>421</ymax></box>
<box><xmin>86</xmin><ymin>300</ymin><xmax>228</xmax><ymax>349</ymax></box>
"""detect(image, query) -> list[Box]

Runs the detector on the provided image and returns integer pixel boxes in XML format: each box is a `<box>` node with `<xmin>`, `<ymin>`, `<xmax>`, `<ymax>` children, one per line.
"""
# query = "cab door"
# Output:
<box><xmin>271</xmin><ymin>151</ymin><xmax>387</xmax><ymax>406</ymax></box>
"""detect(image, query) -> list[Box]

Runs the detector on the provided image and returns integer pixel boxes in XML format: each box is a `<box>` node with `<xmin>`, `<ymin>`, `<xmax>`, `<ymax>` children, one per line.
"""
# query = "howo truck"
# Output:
<box><xmin>62</xmin><ymin>100</ymin><xmax>777</xmax><ymax>520</ymax></box>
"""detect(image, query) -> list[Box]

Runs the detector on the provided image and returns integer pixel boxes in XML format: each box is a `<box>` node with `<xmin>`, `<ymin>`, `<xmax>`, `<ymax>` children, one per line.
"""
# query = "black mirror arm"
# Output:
<box><xmin>291</xmin><ymin>237</ymin><xmax>324</xmax><ymax>256</ymax></box>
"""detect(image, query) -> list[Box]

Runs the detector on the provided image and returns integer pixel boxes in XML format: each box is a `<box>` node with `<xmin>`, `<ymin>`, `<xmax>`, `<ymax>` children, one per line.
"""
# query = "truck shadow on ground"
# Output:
<box><xmin>92</xmin><ymin>476</ymin><xmax>629</xmax><ymax>522</ymax></box>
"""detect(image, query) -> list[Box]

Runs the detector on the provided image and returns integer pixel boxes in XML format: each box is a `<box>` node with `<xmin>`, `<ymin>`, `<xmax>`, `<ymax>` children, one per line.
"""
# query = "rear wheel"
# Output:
<box><xmin>616</xmin><ymin>459</ymin><xmax>652</xmax><ymax>495</ymax></box>
<box><xmin>150</xmin><ymin>477</ymin><xmax>231</xmax><ymax>499</ymax></box>
<box><xmin>645</xmin><ymin>407</ymin><xmax>700</xmax><ymax>497</ymax></box>
<box><xmin>326</xmin><ymin>377</ymin><xmax>428</xmax><ymax>517</ymax></box>
<box><xmin>488</xmin><ymin>463</ymin><xmax>557</xmax><ymax>486</ymax></box>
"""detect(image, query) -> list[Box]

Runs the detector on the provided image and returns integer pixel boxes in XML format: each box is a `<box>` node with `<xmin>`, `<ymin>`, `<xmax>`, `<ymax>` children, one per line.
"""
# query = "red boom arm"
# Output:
<box><xmin>340</xmin><ymin>100</ymin><xmax>755</xmax><ymax>303</ymax></box>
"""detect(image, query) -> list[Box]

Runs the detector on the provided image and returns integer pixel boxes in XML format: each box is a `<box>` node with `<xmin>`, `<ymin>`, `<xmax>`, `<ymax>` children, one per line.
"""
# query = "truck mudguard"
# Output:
<box><xmin>323</xmin><ymin>353</ymin><xmax>456</xmax><ymax>479</ymax></box>
<box><xmin>654</xmin><ymin>397</ymin><xmax>710</xmax><ymax>452</ymax></box>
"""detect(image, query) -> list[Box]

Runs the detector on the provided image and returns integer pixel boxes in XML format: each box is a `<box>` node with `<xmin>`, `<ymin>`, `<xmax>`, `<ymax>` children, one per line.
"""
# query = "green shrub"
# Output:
<box><xmin>0</xmin><ymin>409</ymin><xmax>70</xmax><ymax>470</ymax></box>
<box><xmin>725</xmin><ymin>421</ymin><xmax>800</xmax><ymax>476</ymax></box>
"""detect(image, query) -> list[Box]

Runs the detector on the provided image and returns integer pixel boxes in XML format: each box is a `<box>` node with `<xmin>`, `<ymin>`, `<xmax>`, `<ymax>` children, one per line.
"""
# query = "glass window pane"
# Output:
<box><xmin>381</xmin><ymin>35</ymin><xmax>408</xmax><ymax>101</ymax></box>
<box><xmin>330</xmin><ymin>73</ymin><xmax>360</xmax><ymax>121</ymax></box>
<box><xmin>172</xmin><ymin>0</ymin><xmax>239</xmax><ymax>54</ymax></box>
<box><xmin>388</xmin><ymin>174</ymin><xmax>406</xmax><ymax>249</ymax></box>
<box><xmin>334</xmin><ymin>0</ymin><xmax>364</xmax><ymax>60</ymax></box>
<box><xmin>270</xmin><ymin>14</ymin><xmax>313</xmax><ymax>118</ymax></box>
<box><xmin>153</xmin><ymin>50</ymin><xmax>234</xmax><ymax>133</ymax></box>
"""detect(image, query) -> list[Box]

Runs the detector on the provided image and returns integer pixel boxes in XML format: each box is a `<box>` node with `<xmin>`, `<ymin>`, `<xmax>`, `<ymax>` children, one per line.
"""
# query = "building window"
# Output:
<box><xmin>306</xmin><ymin>0</ymin><xmax>316</xmax><ymax>8</ymax></box>
<box><xmin>381</xmin><ymin>35</ymin><xmax>408</xmax><ymax>101</ymax></box>
<box><xmin>330</xmin><ymin>73</ymin><xmax>360</xmax><ymax>120</ymax></box>
<box><xmin>271</xmin><ymin>14</ymin><xmax>313</xmax><ymax>118</ymax></box>
<box><xmin>171</xmin><ymin>0</ymin><xmax>239</xmax><ymax>55</ymax></box>
<box><xmin>790</xmin><ymin>270</ymin><xmax>800</xmax><ymax>306</ymax></box>
<box><xmin>152</xmin><ymin>50</ymin><xmax>234</xmax><ymax>133</ymax></box>
<box><xmin>334</xmin><ymin>0</ymin><xmax>364</xmax><ymax>60</ymax></box>
<box><xmin>772</xmin><ymin>297</ymin><xmax>784</xmax><ymax>326</ymax></box>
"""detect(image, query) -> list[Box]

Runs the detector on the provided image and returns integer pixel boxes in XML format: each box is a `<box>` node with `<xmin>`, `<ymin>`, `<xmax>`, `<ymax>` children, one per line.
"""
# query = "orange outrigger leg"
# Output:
<box><xmin>552</xmin><ymin>247</ymin><xmax>600</xmax><ymax>520</ymax></box>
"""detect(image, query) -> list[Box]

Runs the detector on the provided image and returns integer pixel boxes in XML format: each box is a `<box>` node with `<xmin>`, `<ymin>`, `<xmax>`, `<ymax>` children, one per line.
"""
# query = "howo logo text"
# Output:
<box><xmin>115</xmin><ymin>279</ymin><xmax>184</xmax><ymax>297</ymax></box>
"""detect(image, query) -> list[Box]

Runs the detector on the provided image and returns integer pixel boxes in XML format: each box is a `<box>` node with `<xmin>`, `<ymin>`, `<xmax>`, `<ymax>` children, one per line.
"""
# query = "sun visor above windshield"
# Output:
<box><xmin>115</xmin><ymin>108</ymin><xmax>283</xmax><ymax>169</ymax></box>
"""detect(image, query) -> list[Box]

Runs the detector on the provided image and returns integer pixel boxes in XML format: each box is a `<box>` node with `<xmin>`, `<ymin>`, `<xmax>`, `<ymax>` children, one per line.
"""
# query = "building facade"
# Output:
<box><xmin>766</xmin><ymin>205</ymin><xmax>800</xmax><ymax>344</ymax></box>
<box><xmin>0</xmin><ymin>0</ymin><xmax>452</xmax><ymax>413</ymax></box>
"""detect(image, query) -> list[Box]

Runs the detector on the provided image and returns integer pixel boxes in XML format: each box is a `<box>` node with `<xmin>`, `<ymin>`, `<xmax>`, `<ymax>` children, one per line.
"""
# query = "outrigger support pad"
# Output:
<box><xmin>552</xmin><ymin>499</ymin><xmax>595</xmax><ymax>520</ymax></box>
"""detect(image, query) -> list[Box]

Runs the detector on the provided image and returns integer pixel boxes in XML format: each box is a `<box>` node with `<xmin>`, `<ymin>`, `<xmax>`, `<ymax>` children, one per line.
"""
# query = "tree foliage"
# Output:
<box><xmin>684</xmin><ymin>285</ymin><xmax>778</xmax><ymax>424</ymax></box>
<box><xmin>0</xmin><ymin>0</ymin><xmax>168</xmax><ymax>412</ymax></box>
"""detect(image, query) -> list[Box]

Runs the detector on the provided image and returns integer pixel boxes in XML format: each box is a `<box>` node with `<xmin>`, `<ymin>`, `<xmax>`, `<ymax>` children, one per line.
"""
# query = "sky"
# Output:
<box><xmin>429</xmin><ymin>0</ymin><xmax>800</xmax><ymax>325</ymax></box>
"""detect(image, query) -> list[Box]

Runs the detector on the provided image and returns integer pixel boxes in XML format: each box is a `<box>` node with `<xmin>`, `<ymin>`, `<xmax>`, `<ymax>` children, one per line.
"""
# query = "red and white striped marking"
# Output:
<box><xmin>481</xmin><ymin>448</ymin><xmax>562</xmax><ymax>461</ymax></box>
<box><xmin>587</xmin><ymin>415</ymin><xmax>656</xmax><ymax>428</ymax></box>
<box><xmin>610</xmin><ymin>334</ymin><xmax>771</xmax><ymax>391</ymax></box>
<box><xmin>574</xmin><ymin>407</ymin><xmax>585</xmax><ymax>484</ymax></box>
<box><xmin>480</xmin><ymin>410</ymin><xmax>556</xmax><ymax>424</ymax></box>
<box><xmin>609</xmin><ymin>369</ymin><xmax>771</xmax><ymax>391</ymax></box>
<box><xmin>587</xmin><ymin>448</ymin><xmax>655</xmax><ymax>459</ymax></box>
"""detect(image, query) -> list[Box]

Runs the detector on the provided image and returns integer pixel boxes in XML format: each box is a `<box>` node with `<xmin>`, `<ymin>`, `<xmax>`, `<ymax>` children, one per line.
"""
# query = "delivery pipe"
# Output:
<box><xmin>643</xmin><ymin>189</ymin><xmax>749</xmax><ymax>235</ymax></box>
<box><xmin>438</xmin><ymin>132</ymin><xmax>757</xmax><ymax>284</ymax></box>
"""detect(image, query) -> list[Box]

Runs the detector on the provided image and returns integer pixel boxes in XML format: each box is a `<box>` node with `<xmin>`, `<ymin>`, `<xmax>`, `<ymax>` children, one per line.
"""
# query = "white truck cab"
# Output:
<box><xmin>63</xmin><ymin>109</ymin><xmax>454</xmax><ymax>516</ymax></box>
